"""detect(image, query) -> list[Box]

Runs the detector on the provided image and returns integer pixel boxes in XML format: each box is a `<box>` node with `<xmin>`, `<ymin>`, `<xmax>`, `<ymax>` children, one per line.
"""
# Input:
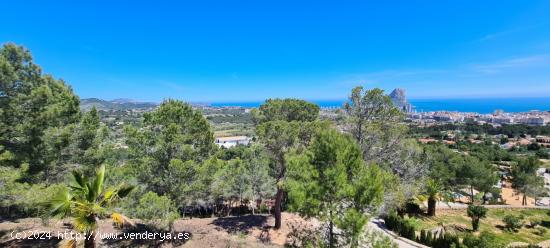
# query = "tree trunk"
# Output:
<box><xmin>227</xmin><ymin>199</ymin><xmax>232</xmax><ymax>216</ymax></box>
<box><xmin>328</xmin><ymin>209</ymin><xmax>334</xmax><ymax>248</ymax></box>
<box><xmin>522</xmin><ymin>194</ymin><xmax>527</xmax><ymax>206</ymax></box>
<box><xmin>471</xmin><ymin>218</ymin><xmax>479</xmax><ymax>232</ymax></box>
<box><xmin>470</xmin><ymin>185</ymin><xmax>475</xmax><ymax>203</ymax></box>
<box><xmin>427</xmin><ymin>196</ymin><xmax>436</xmax><ymax>216</ymax></box>
<box><xmin>274</xmin><ymin>187</ymin><xmax>283</xmax><ymax>229</ymax></box>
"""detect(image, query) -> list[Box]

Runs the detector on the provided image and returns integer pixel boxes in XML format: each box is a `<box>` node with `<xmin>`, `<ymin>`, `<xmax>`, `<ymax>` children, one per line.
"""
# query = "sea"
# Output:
<box><xmin>210</xmin><ymin>97</ymin><xmax>550</xmax><ymax>114</ymax></box>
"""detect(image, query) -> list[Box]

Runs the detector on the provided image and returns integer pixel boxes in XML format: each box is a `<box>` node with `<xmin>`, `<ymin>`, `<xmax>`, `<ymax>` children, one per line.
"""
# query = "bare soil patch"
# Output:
<box><xmin>0</xmin><ymin>213</ymin><xmax>310</xmax><ymax>247</ymax></box>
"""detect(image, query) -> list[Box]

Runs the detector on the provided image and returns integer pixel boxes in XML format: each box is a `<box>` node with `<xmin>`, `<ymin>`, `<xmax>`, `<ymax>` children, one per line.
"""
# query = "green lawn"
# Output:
<box><xmin>411</xmin><ymin>208</ymin><xmax>550</xmax><ymax>245</ymax></box>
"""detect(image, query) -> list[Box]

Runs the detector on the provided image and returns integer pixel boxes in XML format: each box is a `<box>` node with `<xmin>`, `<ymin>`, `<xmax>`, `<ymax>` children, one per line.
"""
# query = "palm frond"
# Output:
<box><xmin>48</xmin><ymin>188</ymin><xmax>73</xmax><ymax>218</ymax></box>
<box><xmin>92</xmin><ymin>165</ymin><xmax>106</xmax><ymax>200</ymax></box>
<box><xmin>70</xmin><ymin>171</ymin><xmax>86</xmax><ymax>189</ymax></box>
<box><xmin>59</xmin><ymin>238</ymin><xmax>77</xmax><ymax>248</ymax></box>
<box><xmin>102</xmin><ymin>189</ymin><xmax>116</xmax><ymax>205</ymax></box>
<box><xmin>116</xmin><ymin>184</ymin><xmax>135</xmax><ymax>198</ymax></box>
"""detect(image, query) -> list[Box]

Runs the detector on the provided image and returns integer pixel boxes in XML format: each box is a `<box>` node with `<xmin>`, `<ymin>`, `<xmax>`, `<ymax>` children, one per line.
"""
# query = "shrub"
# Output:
<box><xmin>259</xmin><ymin>203</ymin><xmax>269</xmax><ymax>214</ymax></box>
<box><xmin>536</xmin><ymin>149</ymin><xmax>550</xmax><ymax>159</ymax></box>
<box><xmin>130</xmin><ymin>191</ymin><xmax>180</xmax><ymax>231</ymax></box>
<box><xmin>365</xmin><ymin>230</ymin><xmax>398</xmax><ymax>248</ymax></box>
<box><xmin>285</xmin><ymin>219</ymin><xmax>322</xmax><ymax>248</ymax></box>
<box><xmin>0</xmin><ymin>166</ymin><xmax>66</xmax><ymax>218</ymax></box>
<box><xmin>418</xmin><ymin>229</ymin><xmax>435</xmax><ymax>247</ymax></box>
<box><xmin>405</xmin><ymin>201</ymin><xmax>422</xmax><ymax>215</ymax></box>
<box><xmin>431</xmin><ymin>233</ymin><xmax>460</xmax><ymax>248</ymax></box>
<box><xmin>418</xmin><ymin>229</ymin><xmax>427</xmax><ymax>244</ymax></box>
<box><xmin>503</xmin><ymin>214</ymin><xmax>524</xmax><ymax>232</ymax></box>
<box><xmin>535</xmin><ymin>226</ymin><xmax>547</xmax><ymax>236</ymax></box>
<box><xmin>487</xmin><ymin>188</ymin><xmax>502</xmax><ymax>204</ymax></box>
<box><xmin>462</xmin><ymin>231</ymin><xmax>502</xmax><ymax>248</ymax></box>
<box><xmin>383</xmin><ymin>212</ymin><xmax>416</xmax><ymax>240</ymax></box>
<box><xmin>401</xmin><ymin>220</ymin><xmax>416</xmax><ymax>240</ymax></box>
<box><xmin>384</xmin><ymin>212</ymin><xmax>400</xmax><ymax>230</ymax></box>
<box><xmin>528</xmin><ymin>143</ymin><xmax>541</xmax><ymax>151</ymax></box>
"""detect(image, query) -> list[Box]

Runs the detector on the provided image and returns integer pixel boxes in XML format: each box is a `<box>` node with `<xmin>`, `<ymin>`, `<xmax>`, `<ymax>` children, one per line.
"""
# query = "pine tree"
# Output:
<box><xmin>286</xmin><ymin>129</ymin><xmax>385</xmax><ymax>247</ymax></box>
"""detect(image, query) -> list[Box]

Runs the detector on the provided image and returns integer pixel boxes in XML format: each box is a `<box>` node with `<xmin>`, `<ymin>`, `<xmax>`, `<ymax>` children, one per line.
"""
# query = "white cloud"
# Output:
<box><xmin>334</xmin><ymin>53</ymin><xmax>550</xmax><ymax>98</ymax></box>
<box><xmin>472</xmin><ymin>54</ymin><xmax>550</xmax><ymax>74</ymax></box>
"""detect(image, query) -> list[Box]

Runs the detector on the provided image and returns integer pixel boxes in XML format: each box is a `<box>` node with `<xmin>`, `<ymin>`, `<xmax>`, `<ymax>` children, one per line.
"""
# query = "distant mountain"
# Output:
<box><xmin>80</xmin><ymin>98</ymin><xmax>157</xmax><ymax>111</ymax></box>
<box><xmin>110</xmin><ymin>98</ymin><xmax>140</xmax><ymax>104</ymax></box>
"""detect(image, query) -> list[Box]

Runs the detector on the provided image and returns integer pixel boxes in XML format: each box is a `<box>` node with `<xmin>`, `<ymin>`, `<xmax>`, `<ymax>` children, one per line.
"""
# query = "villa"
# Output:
<box><xmin>215</xmin><ymin>136</ymin><xmax>251</xmax><ymax>148</ymax></box>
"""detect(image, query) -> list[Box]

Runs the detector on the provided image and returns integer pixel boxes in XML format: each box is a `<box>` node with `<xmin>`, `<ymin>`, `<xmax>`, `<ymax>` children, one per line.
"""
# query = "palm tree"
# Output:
<box><xmin>48</xmin><ymin>165</ymin><xmax>134</xmax><ymax>248</ymax></box>
<box><xmin>424</xmin><ymin>179</ymin><xmax>441</xmax><ymax>216</ymax></box>
<box><xmin>421</xmin><ymin>179</ymin><xmax>454</xmax><ymax>217</ymax></box>
<box><xmin>466</xmin><ymin>205</ymin><xmax>487</xmax><ymax>232</ymax></box>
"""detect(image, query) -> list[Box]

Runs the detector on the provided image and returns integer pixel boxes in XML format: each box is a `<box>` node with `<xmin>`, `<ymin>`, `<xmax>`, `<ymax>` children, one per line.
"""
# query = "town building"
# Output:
<box><xmin>215</xmin><ymin>136</ymin><xmax>251</xmax><ymax>148</ymax></box>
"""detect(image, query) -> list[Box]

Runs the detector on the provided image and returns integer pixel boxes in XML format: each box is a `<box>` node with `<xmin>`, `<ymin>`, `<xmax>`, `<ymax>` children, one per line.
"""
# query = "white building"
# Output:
<box><xmin>518</xmin><ymin>117</ymin><xmax>546</xmax><ymax>126</ymax></box>
<box><xmin>537</xmin><ymin>168</ymin><xmax>550</xmax><ymax>190</ymax></box>
<box><xmin>215</xmin><ymin>136</ymin><xmax>251</xmax><ymax>148</ymax></box>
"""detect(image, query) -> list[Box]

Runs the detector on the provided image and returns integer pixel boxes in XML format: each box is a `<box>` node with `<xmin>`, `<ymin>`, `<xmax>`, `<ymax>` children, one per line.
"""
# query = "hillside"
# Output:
<box><xmin>80</xmin><ymin>98</ymin><xmax>158</xmax><ymax>111</ymax></box>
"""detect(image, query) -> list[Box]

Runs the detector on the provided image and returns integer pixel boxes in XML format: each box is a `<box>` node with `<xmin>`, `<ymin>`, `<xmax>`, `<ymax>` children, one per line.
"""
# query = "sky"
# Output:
<box><xmin>1</xmin><ymin>1</ymin><xmax>550</xmax><ymax>102</ymax></box>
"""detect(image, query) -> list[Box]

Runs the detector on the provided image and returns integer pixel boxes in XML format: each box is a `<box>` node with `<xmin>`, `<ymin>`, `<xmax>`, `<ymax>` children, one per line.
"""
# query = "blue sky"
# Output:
<box><xmin>2</xmin><ymin>1</ymin><xmax>550</xmax><ymax>102</ymax></box>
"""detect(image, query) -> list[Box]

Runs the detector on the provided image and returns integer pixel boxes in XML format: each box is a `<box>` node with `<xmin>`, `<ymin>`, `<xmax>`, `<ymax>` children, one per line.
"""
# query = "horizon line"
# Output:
<box><xmin>83</xmin><ymin>95</ymin><xmax>550</xmax><ymax>104</ymax></box>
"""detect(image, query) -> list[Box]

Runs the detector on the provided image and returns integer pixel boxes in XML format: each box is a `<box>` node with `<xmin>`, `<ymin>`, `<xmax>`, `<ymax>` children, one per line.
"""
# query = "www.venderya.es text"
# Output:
<box><xmin>11</xmin><ymin>230</ymin><xmax>191</xmax><ymax>241</ymax></box>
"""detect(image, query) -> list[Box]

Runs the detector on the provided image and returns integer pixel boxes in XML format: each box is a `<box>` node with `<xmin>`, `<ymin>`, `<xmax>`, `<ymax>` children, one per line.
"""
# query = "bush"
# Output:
<box><xmin>384</xmin><ymin>212</ymin><xmax>401</xmax><ymax>230</ymax></box>
<box><xmin>536</xmin><ymin>149</ymin><xmax>550</xmax><ymax>159</ymax></box>
<box><xmin>487</xmin><ymin>188</ymin><xmax>502</xmax><ymax>204</ymax></box>
<box><xmin>418</xmin><ymin>229</ymin><xmax>434</xmax><ymax>246</ymax></box>
<box><xmin>417</xmin><ymin>230</ymin><xmax>460</xmax><ymax>248</ymax></box>
<box><xmin>405</xmin><ymin>201</ymin><xmax>422</xmax><ymax>215</ymax></box>
<box><xmin>129</xmin><ymin>191</ymin><xmax>180</xmax><ymax>231</ymax></box>
<box><xmin>401</xmin><ymin>220</ymin><xmax>416</xmax><ymax>240</ymax></box>
<box><xmin>528</xmin><ymin>142</ymin><xmax>541</xmax><ymax>151</ymax></box>
<box><xmin>365</xmin><ymin>230</ymin><xmax>398</xmax><ymax>248</ymax></box>
<box><xmin>462</xmin><ymin>231</ymin><xmax>502</xmax><ymax>248</ymax></box>
<box><xmin>431</xmin><ymin>233</ymin><xmax>460</xmax><ymax>248</ymax></box>
<box><xmin>0</xmin><ymin>166</ymin><xmax>66</xmax><ymax>218</ymax></box>
<box><xmin>535</xmin><ymin>226</ymin><xmax>547</xmax><ymax>236</ymax></box>
<box><xmin>285</xmin><ymin>219</ymin><xmax>322</xmax><ymax>248</ymax></box>
<box><xmin>383</xmin><ymin>212</ymin><xmax>416</xmax><ymax>240</ymax></box>
<box><xmin>503</xmin><ymin>214</ymin><xmax>524</xmax><ymax>232</ymax></box>
<box><xmin>259</xmin><ymin>203</ymin><xmax>269</xmax><ymax>214</ymax></box>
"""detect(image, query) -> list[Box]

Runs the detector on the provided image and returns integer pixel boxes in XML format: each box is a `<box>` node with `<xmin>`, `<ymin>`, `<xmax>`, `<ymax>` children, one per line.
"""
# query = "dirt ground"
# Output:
<box><xmin>453</xmin><ymin>182</ymin><xmax>536</xmax><ymax>207</ymax></box>
<box><xmin>500</xmin><ymin>181</ymin><xmax>535</xmax><ymax>206</ymax></box>
<box><xmin>175</xmin><ymin>212</ymin><xmax>309</xmax><ymax>247</ymax></box>
<box><xmin>0</xmin><ymin>213</ymin><xmax>310</xmax><ymax>248</ymax></box>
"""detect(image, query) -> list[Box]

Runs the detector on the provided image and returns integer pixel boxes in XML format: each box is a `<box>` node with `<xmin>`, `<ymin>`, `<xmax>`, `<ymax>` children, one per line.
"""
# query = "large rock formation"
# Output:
<box><xmin>389</xmin><ymin>88</ymin><xmax>413</xmax><ymax>113</ymax></box>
